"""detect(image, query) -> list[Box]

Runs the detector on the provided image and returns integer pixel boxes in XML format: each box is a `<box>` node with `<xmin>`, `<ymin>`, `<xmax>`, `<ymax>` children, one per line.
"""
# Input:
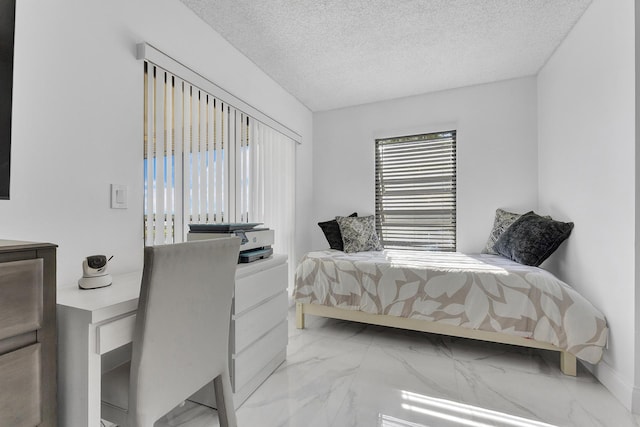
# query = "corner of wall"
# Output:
<box><xmin>538</xmin><ymin>0</ymin><xmax>638</xmax><ymax>413</ymax></box>
<box><xmin>634</xmin><ymin>0</ymin><xmax>640</xmax><ymax>413</ymax></box>
<box><xmin>585</xmin><ymin>359</ymin><xmax>635</xmax><ymax>412</ymax></box>
<box><xmin>633</xmin><ymin>387</ymin><xmax>640</xmax><ymax>414</ymax></box>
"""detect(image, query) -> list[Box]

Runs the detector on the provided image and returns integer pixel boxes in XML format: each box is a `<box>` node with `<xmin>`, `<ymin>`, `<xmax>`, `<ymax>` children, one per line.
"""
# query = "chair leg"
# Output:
<box><xmin>213</xmin><ymin>372</ymin><xmax>237</xmax><ymax>427</ymax></box>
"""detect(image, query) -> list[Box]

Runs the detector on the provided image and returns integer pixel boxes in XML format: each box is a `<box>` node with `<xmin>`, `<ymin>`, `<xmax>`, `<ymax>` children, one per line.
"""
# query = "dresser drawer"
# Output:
<box><xmin>0</xmin><ymin>259</ymin><xmax>43</xmax><ymax>341</ymax></box>
<box><xmin>235</xmin><ymin>262</ymin><xmax>287</xmax><ymax>314</ymax></box>
<box><xmin>96</xmin><ymin>313</ymin><xmax>136</xmax><ymax>355</ymax></box>
<box><xmin>232</xmin><ymin>320</ymin><xmax>287</xmax><ymax>391</ymax></box>
<box><xmin>233</xmin><ymin>291</ymin><xmax>287</xmax><ymax>353</ymax></box>
<box><xmin>0</xmin><ymin>343</ymin><xmax>42</xmax><ymax>427</ymax></box>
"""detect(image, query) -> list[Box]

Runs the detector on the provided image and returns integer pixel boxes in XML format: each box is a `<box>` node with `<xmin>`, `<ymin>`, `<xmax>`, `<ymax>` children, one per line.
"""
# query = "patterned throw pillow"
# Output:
<box><xmin>318</xmin><ymin>212</ymin><xmax>357</xmax><ymax>251</ymax></box>
<box><xmin>482</xmin><ymin>209</ymin><xmax>530</xmax><ymax>254</ymax></box>
<box><xmin>336</xmin><ymin>215</ymin><xmax>383</xmax><ymax>253</ymax></box>
<box><xmin>493</xmin><ymin>212</ymin><xmax>574</xmax><ymax>266</ymax></box>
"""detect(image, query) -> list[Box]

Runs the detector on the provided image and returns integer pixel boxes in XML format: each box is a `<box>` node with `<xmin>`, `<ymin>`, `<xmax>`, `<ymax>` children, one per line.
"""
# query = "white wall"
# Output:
<box><xmin>538</xmin><ymin>0</ymin><xmax>636</xmax><ymax>410</ymax></box>
<box><xmin>6</xmin><ymin>0</ymin><xmax>312</xmax><ymax>287</ymax></box>
<box><xmin>635</xmin><ymin>0</ymin><xmax>640</xmax><ymax>413</ymax></box>
<box><xmin>312</xmin><ymin>77</ymin><xmax>539</xmax><ymax>252</ymax></box>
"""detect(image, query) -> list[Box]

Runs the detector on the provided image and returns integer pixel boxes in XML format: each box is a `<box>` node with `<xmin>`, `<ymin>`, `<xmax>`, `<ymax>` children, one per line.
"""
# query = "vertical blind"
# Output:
<box><xmin>145</xmin><ymin>62</ymin><xmax>240</xmax><ymax>245</ymax></box>
<box><xmin>249</xmin><ymin>121</ymin><xmax>296</xmax><ymax>284</ymax></box>
<box><xmin>375</xmin><ymin>130</ymin><xmax>457</xmax><ymax>251</ymax></box>
<box><xmin>143</xmin><ymin>61</ymin><xmax>296</xmax><ymax>275</ymax></box>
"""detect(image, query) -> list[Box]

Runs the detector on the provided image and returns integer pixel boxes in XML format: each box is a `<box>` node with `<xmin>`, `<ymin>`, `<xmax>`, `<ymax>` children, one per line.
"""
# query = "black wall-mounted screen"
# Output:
<box><xmin>0</xmin><ymin>0</ymin><xmax>16</xmax><ymax>199</ymax></box>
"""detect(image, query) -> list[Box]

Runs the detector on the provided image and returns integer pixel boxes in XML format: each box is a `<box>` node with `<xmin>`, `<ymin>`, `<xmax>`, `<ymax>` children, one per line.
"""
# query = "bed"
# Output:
<box><xmin>293</xmin><ymin>249</ymin><xmax>608</xmax><ymax>376</ymax></box>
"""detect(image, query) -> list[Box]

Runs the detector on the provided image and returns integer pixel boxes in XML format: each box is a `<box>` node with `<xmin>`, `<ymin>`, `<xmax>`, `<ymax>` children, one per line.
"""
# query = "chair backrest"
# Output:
<box><xmin>128</xmin><ymin>237</ymin><xmax>241</xmax><ymax>426</ymax></box>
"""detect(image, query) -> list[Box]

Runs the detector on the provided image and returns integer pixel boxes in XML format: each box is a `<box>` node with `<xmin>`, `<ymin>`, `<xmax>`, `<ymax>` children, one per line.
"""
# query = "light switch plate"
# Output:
<box><xmin>111</xmin><ymin>184</ymin><xmax>127</xmax><ymax>209</ymax></box>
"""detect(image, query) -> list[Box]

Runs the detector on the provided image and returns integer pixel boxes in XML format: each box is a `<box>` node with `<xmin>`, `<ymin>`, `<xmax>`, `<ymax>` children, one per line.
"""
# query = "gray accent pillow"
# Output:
<box><xmin>318</xmin><ymin>212</ymin><xmax>357</xmax><ymax>251</ymax></box>
<box><xmin>493</xmin><ymin>212</ymin><xmax>574</xmax><ymax>266</ymax></box>
<box><xmin>482</xmin><ymin>209</ymin><xmax>530</xmax><ymax>254</ymax></box>
<box><xmin>336</xmin><ymin>215</ymin><xmax>383</xmax><ymax>253</ymax></box>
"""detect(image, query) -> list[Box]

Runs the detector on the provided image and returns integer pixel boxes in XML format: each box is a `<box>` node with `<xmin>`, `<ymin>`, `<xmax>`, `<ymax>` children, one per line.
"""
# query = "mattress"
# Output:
<box><xmin>294</xmin><ymin>249</ymin><xmax>608</xmax><ymax>364</ymax></box>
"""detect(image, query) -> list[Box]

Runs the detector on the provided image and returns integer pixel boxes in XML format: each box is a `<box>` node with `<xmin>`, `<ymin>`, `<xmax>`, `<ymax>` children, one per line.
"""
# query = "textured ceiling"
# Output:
<box><xmin>180</xmin><ymin>0</ymin><xmax>593</xmax><ymax>112</ymax></box>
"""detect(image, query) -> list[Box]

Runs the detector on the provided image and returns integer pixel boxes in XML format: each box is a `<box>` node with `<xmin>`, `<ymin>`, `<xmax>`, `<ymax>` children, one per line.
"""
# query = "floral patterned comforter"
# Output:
<box><xmin>294</xmin><ymin>250</ymin><xmax>608</xmax><ymax>364</ymax></box>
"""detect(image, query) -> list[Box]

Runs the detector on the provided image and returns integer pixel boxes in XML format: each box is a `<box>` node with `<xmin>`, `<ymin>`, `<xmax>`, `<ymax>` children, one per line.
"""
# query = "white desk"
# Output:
<box><xmin>57</xmin><ymin>255</ymin><xmax>287</xmax><ymax>427</ymax></box>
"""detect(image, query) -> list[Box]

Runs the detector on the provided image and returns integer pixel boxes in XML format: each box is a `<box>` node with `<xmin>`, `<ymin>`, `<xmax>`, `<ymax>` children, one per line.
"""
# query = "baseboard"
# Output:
<box><xmin>632</xmin><ymin>385</ymin><xmax>640</xmax><ymax>414</ymax></box>
<box><xmin>583</xmin><ymin>359</ymin><xmax>636</xmax><ymax>413</ymax></box>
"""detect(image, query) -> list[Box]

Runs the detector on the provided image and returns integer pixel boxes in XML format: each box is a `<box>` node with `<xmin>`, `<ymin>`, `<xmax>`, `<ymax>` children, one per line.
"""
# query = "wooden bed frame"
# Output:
<box><xmin>296</xmin><ymin>302</ymin><xmax>577</xmax><ymax>376</ymax></box>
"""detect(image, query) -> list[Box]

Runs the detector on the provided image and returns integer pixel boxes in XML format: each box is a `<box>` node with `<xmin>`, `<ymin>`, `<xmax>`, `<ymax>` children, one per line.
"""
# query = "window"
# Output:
<box><xmin>375</xmin><ymin>130</ymin><xmax>456</xmax><ymax>251</ymax></box>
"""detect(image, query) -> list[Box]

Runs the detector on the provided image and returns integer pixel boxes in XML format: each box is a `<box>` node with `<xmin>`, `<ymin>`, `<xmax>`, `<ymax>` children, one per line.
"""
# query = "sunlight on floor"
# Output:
<box><xmin>377</xmin><ymin>391</ymin><xmax>559</xmax><ymax>427</ymax></box>
<box><xmin>379</xmin><ymin>413</ymin><xmax>428</xmax><ymax>427</ymax></box>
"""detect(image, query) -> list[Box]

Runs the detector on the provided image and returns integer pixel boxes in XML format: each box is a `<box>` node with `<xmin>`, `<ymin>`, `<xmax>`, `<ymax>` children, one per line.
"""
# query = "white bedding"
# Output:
<box><xmin>294</xmin><ymin>249</ymin><xmax>608</xmax><ymax>364</ymax></box>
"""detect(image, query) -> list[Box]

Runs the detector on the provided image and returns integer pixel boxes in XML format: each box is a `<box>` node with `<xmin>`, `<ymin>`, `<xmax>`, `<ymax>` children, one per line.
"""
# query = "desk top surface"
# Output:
<box><xmin>57</xmin><ymin>254</ymin><xmax>287</xmax><ymax>323</ymax></box>
<box><xmin>57</xmin><ymin>271</ymin><xmax>142</xmax><ymax>322</ymax></box>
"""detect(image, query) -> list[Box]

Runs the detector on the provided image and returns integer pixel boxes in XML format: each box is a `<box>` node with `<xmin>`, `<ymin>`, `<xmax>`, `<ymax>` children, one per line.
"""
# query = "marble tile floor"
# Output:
<box><xmin>170</xmin><ymin>307</ymin><xmax>640</xmax><ymax>427</ymax></box>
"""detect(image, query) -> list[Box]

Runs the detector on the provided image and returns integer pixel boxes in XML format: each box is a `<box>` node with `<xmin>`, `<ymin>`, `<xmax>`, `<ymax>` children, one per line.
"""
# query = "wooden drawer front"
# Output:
<box><xmin>234</xmin><ymin>292</ymin><xmax>287</xmax><ymax>354</ymax></box>
<box><xmin>0</xmin><ymin>332</ymin><xmax>37</xmax><ymax>357</ymax></box>
<box><xmin>96</xmin><ymin>313</ymin><xmax>136</xmax><ymax>355</ymax></box>
<box><xmin>233</xmin><ymin>320</ymin><xmax>287</xmax><ymax>391</ymax></box>
<box><xmin>235</xmin><ymin>263</ymin><xmax>287</xmax><ymax>315</ymax></box>
<box><xmin>0</xmin><ymin>343</ymin><xmax>42</xmax><ymax>427</ymax></box>
<box><xmin>0</xmin><ymin>259</ymin><xmax>43</xmax><ymax>341</ymax></box>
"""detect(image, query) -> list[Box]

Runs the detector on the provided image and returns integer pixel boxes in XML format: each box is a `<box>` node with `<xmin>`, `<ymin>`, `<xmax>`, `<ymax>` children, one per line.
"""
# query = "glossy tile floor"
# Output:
<box><xmin>178</xmin><ymin>307</ymin><xmax>640</xmax><ymax>427</ymax></box>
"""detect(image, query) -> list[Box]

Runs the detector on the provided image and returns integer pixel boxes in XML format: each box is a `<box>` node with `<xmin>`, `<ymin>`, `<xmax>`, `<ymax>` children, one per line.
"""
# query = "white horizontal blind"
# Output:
<box><xmin>144</xmin><ymin>62</ymin><xmax>230</xmax><ymax>245</ymax></box>
<box><xmin>375</xmin><ymin>131</ymin><xmax>457</xmax><ymax>251</ymax></box>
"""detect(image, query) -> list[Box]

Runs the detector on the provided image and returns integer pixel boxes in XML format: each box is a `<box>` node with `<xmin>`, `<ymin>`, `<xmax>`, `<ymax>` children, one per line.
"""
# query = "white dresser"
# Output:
<box><xmin>191</xmin><ymin>254</ymin><xmax>288</xmax><ymax>407</ymax></box>
<box><xmin>231</xmin><ymin>254</ymin><xmax>288</xmax><ymax>404</ymax></box>
<box><xmin>58</xmin><ymin>254</ymin><xmax>288</xmax><ymax>427</ymax></box>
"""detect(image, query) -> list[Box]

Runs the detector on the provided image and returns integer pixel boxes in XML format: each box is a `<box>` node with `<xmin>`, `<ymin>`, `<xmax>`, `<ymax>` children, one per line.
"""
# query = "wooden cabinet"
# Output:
<box><xmin>0</xmin><ymin>240</ymin><xmax>57</xmax><ymax>427</ymax></box>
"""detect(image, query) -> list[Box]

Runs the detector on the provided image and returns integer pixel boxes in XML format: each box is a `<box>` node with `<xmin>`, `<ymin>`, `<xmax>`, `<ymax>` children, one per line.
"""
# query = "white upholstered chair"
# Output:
<box><xmin>101</xmin><ymin>237</ymin><xmax>241</xmax><ymax>427</ymax></box>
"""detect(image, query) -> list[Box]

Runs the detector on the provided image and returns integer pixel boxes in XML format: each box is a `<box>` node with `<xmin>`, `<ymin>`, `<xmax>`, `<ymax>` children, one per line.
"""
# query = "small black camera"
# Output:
<box><xmin>86</xmin><ymin>255</ymin><xmax>107</xmax><ymax>270</ymax></box>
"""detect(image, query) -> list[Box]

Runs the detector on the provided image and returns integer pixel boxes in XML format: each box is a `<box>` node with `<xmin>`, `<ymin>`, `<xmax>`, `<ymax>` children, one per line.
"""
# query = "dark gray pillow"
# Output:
<box><xmin>318</xmin><ymin>212</ymin><xmax>357</xmax><ymax>250</ymax></box>
<box><xmin>493</xmin><ymin>212</ymin><xmax>574</xmax><ymax>266</ymax></box>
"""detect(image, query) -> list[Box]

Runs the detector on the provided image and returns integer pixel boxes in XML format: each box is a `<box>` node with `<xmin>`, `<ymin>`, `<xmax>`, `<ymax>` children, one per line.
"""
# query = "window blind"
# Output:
<box><xmin>249</xmin><ymin>121</ymin><xmax>296</xmax><ymax>285</ymax></box>
<box><xmin>144</xmin><ymin>61</ymin><xmax>297</xmax><ymax>288</ymax></box>
<box><xmin>375</xmin><ymin>131</ymin><xmax>457</xmax><ymax>251</ymax></box>
<box><xmin>144</xmin><ymin>62</ymin><xmax>238</xmax><ymax>245</ymax></box>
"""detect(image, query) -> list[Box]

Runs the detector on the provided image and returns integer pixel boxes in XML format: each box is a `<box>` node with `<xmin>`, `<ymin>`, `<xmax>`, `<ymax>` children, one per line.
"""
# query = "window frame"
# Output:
<box><xmin>374</xmin><ymin>130</ymin><xmax>457</xmax><ymax>251</ymax></box>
